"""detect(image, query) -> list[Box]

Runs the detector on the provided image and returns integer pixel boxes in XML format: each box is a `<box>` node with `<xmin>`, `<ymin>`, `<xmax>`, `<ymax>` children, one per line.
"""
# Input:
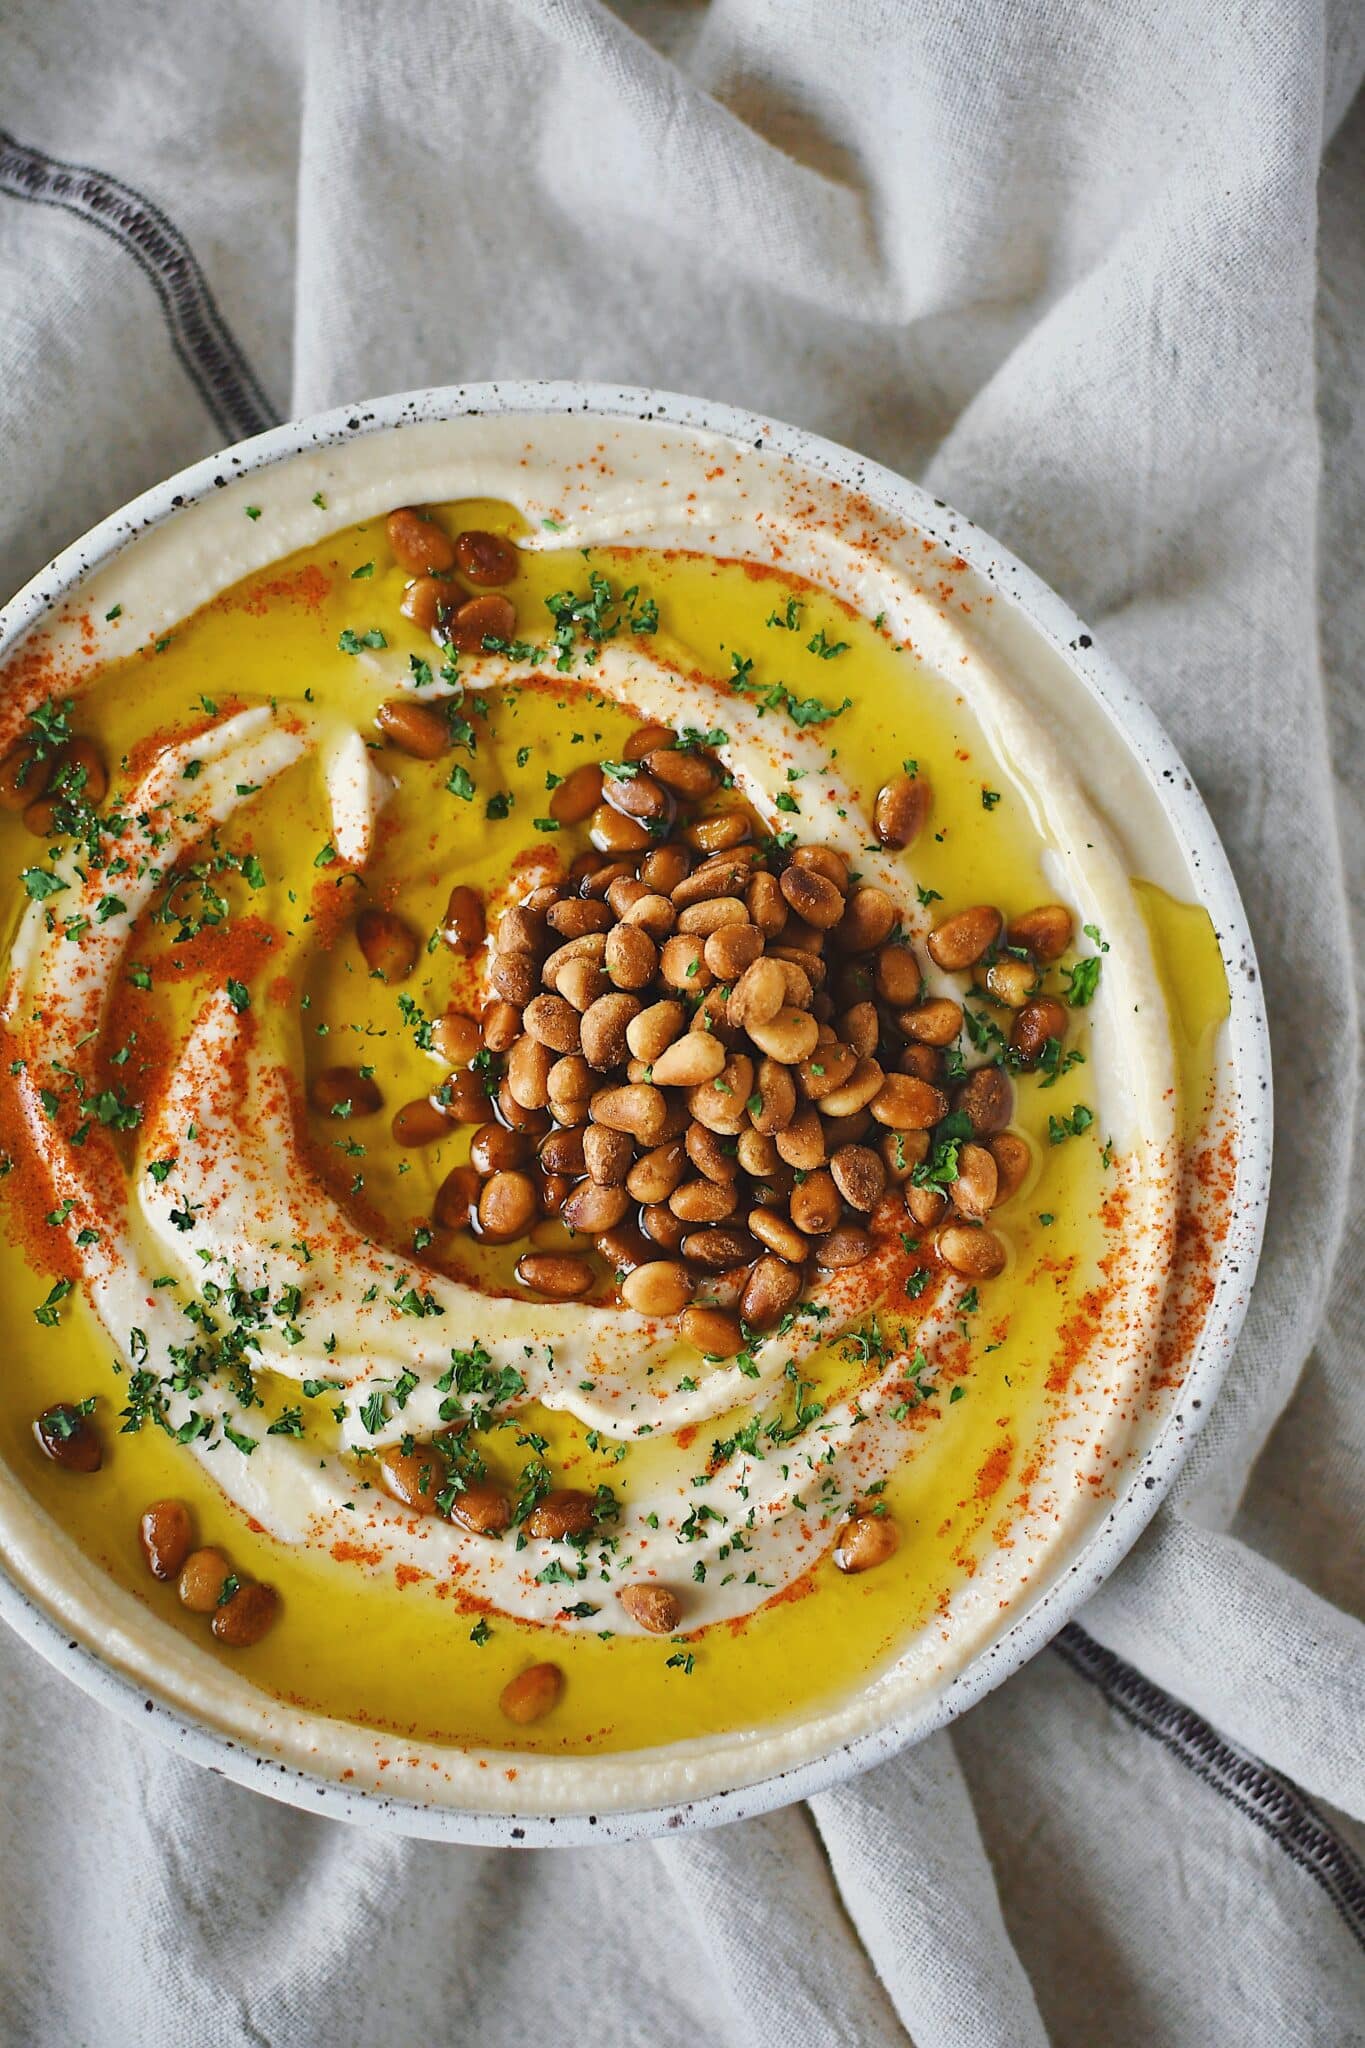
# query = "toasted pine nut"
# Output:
<box><xmin>907</xmin><ymin>1184</ymin><xmax>948</xmax><ymax>1228</ymax></box>
<box><xmin>880</xmin><ymin>1128</ymin><xmax>930</xmax><ymax>1182</ymax></box>
<box><xmin>746</xmin><ymin>1006</ymin><xmax>820</xmax><ymax>1064</ymax></box>
<box><xmin>686</xmin><ymin>1121</ymin><xmax>739</xmax><ymax>1182</ymax></box>
<box><xmin>604</xmin><ymin>923</ymin><xmax>657</xmax><ymax>990</ymax></box>
<box><xmin>659</xmin><ymin>934</ymin><xmax>711</xmax><ymax>991</ymax></box>
<box><xmin>446</xmin><ymin>592</ymin><xmax>516</xmax><ymax>654</ymax></box>
<box><xmin>490</xmin><ymin>949</ymin><xmax>540</xmax><ymax>1006</ymax></box>
<box><xmin>496</xmin><ymin>904</ymin><xmax>546</xmax><ymax>955</ymax></box>
<box><xmin>741</xmin><ymin>1253</ymin><xmax>804</xmax><ymax>1330</ymax></box>
<box><xmin>178</xmin><ymin>1547</ymin><xmax>232</xmax><ymax>1612</ymax></box>
<box><xmin>798</xmin><ymin>1041</ymin><xmax>857</xmax><ymax>1100</ymax></box>
<box><xmin>522</xmin><ymin>992</ymin><xmax>581</xmax><ymax>1053</ymax></box>
<box><xmin>646</xmin><ymin>1196</ymin><xmax>695</xmax><ymax>1245</ymax></box>
<box><xmin>434</xmin><ymin>1164</ymin><xmax>480</xmax><ymax>1229</ymax></box>
<box><xmin>388</xmin><ymin>506</ymin><xmax>456</xmax><ymax>574</ymax></box>
<box><xmin>425</xmin><ymin>1009</ymin><xmax>480</xmax><ymax>1066</ymax></box>
<box><xmin>539</xmin><ymin>1125</ymin><xmax>587</xmax><ymax>1176</ymax></box>
<box><xmin>687</xmin><ymin>810</ymin><xmax>752</xmax><ymax>853</ymax></box>
<box><xmin>443</xmin><ymin>884</ymin><xmax>486</xmax><ymax>956</ymax></box>
<box><xmin>977</xmin><ymin>955</ymin><xmax>1035</xmax><ymax>1009</ymax></box>
<box><xmin>481</xmin><ymin>1000</ymin><xmax>522</xmax><ymax>1053</ymax></box>
<box><xmin>400</xmin><ymin>576</ymin><xmax>448</xmax><ymax>633</ymax></box>
<box><xmin>1010</xmin><ymin>997</ymin><xmax>1069</xmax><ymax>1067</ymax></box>
<box><xmin>589</xmin><ymin>802</ymin><xmax>652</xmax><ymax>854</ymax></box>
<box><xmin>747</xmin><ymin>1206</ymin><xmax>807</xmax><ymax>1260</ymax></box>
<box><xmin>454</xmin><ymin>528</ymin><xmax>518</xmax><ymax>585</ymax></box>
<box><xmin>839</xmin><ymin>1000</ymin><xmax>881</xmax><ymax>1059</ymax></box>
<box><xmin>873</xmin><ymin>774</ymin><xmax>931</xmax><ymax>849</ymax></box>
<box><xmin>310</xmin><ymin>1066</ymin><xmax>383</xmax><ymax>1117</ymax></box>
<box><xmin>212</xmin><ymin>1582</ymin><xmax>279</xmax><ymax>1647</ymax></box>
<box><xmin>900</xmin><ymin>997</ymin><xmax>963</xmax><ymax>1047</ymax></box>
<box><xmin>779</xmin><ymin>863</ymin><xmax>844</xmax><ymax>928</ymax></box>
<box><xmin>816</xmin><ymin>1057</ymin><xmax>885</xmax><ymax>1118</ymax></box>
<box><xmin>927</xmin><ymin>905</ymin><xmax>1004</xmax><ymax>972</ymax></box>
<box><xmin>1006</xmin><ymin>903</ymin><xmax>1074</xmax><ymax>961</ymax></box>
<box><xmin>139</xmin><ymin>1500</ymin><xmax>192</xmax><ymax>1581</ymax></box>
<box><xmin>774</xmin><ymin>1104</ymin><xmax>826</xmax><ymax>1170</ymax></box>
<box><xmin>646</xmin><ymin>746</ymin><xmax>721</xmax><ymax>798</ymax></box>
<box><xmin>376</xmin><ymin>697</ymin><xmax>452</xmax><ymax>759</ymax></box>
<box><xmin>830</xmin><ymin>1143</ymin><xmax>886</xmax><ymax>1211</ymax></box>
<box><xmin>602</xmin><ymin>766</ymin><xmax>670</xmax><ymax>822</ymax></box>
<box><xmin>639</xmin><ymin>843</ymin><xmax>690</xmax><ymax>893</ymax></box>
<box><xmin>380</xmin><ymin>1442</ymin><xmax>444</xmax><ymax>1513</ymax></box>
<box><xmin>870</xmin><ymin>1073</ymin><xmax>948</xmax><ymax>1130</ymax></box>
<box><xmin>580</xmin><ymin>992</ymin><xmax>641</xmax><ymax>1069</ymax></box>
<box><xmin>623</xmin><ymin>722</ymin><xmax>677</xmax><ymax>761</ymax></box>
<box><xmin>937</xmin><ymin>1222</ymin><xmax>1008</xmax><ymax>1277</ymax></box>
<box><xmin>834</xmin><ymin>1513</ymin><xmax>900</xmax><ymax>1572</ymax></box>
<box><xmin>727</xmin><ymin>955</ymin><xmax>785</xmax><ymax>1031</ymax></box>
<box><xmin>477</xmin><ymin>1170</ymin><xmax>538</xmax><ymax>1241</ymax></box>
<box><xmin>563</xmin><ymin>1179</ymin><xmax>629</xmax><ymax>1233</ymax></box>
<box><xmin>450</xmin><ymin>1481</ymin><xmax>513</xmax><ymax>1534</ymax></box>
<box><xmin>392</xmin><ymin>1097</ymin><xmax>455</xmax><ymax>1147</ymax></box>
<box><xmin>790</xmin><ymin>1168</ymin><xmax>841</xmax><ymax>1235</ymax></box>
<box><xmin>899</xmin><ymin>1042</ymin><xmax>944</xmax><ymax>1085</ymax></box>
<box><xmin>705</xmin><ymin>921</ymin><xmax>764</xmax><ymax>980</ymax></box>
<box><xmin>546</xmin><ymin>897</ymin><xmax>614</xmax><ymax>939</ymax></box>
<box><xmin>649</xmin><ymin>1031</ymin><xmax>726</xmax><ymax>1087</ymax></box>
<box><xmin>737</xmin><ymin>1128</ymin><xmax>779</xmax><ymax>1177</ymax></box>
<box><xmin>873</xmin><ymin>942</ymin><xmax>922</xmax><ymax>1006</ymax></box>
<box><xmin>591</xmin><ymin>1083</ymin><xmax>669</xmax><ymax>1145</ymax></box>
<box><xmin>356</xmin><ymin>907</ymin><xmax>419</xmax><ymax>982</ymax></box>
<box><xmin>676</xmin><ymin>895</ymin><xmax>748</xmax><ymax>938</ymax></box>
<box><xmin>679</xmin><ymin>1305</ymin><xmax>746</xmax><ymax>1357</ymax></box>
<box><xmin>473</xmin><ymin>1126</ymin><xmax>533</xmax><ymax>1176</ymax></box>
<box><xmin>680</xmin><ymin>1224</ymin><xmax>756</xmax><ymax>1271</ymax></box>
<box><xmin>621</xmin><ymin>1260</ymin><xmax>694</xmax><ymax>1316</ymax></box>
<box><xmin>988</xmin><ymin>1131</ymin><xmax>1032</xmax><ymax>1203</ymax></box>
<box><xmin>548</xmin><ymin>761</ymin><xmax>604</xmax><ymax>824</ymax></box>
<box><xmin>748</xmin><ymin>1057</ymin><xmax>797</xmax><ymax>1135</ymax></box>
<box><xmin>582</xmin><ymin>1123</ymin><xmax>633</xmax><ymax>1185</ymax></box>
<box><xmin>816</xmin><ymin>1224</ymin><xmax>872</xmax><ymax>1267</ymax></box>
<box><xmin>500</xmin><ymin>1663</ymin><xmax>563</xmax><ymax>1724</ymax></box>
<box><xmin>954</xmin><ymin>1066</ymin><xmax>1014</xmax><ymax>1135</ymax></box>
<box><xmin>619</xmin><ymin>1583</ymin><xmax>684</xmax><ymax>1633</ymax></box>
<box><xmin>687</xmin><ymin>1053</ymin><xmax>753</xmax><ymax>1135</ymax></box>
<box><xmin>950</xmin><ymin>1142</ymin><xmax>999</xmax><ymax>1219</ymax></box>
<box><xmin>527</xmin><ymin>1490</ymin><xmax>597</xmax><ymax>1540</ymax></box>
<box><xmin>557</xmin><ymin>956</ymin><xmax>610</xmax><ymax>1012</ymax></box>
<box><xmin>505</xmin><ymin>1034</ymin><xmax>555</xmax><ymax>1110</ymax></box>
<box><xmin>672</xmin><ymin>852</ymin><xmax>756</xmax><ymax>907</ymax></box>
<box><xmin>670</xmin><ymin>1177</ymin><xmax>737</xmax><ymax>1223</ymax></box>
<box><xmin>515</xmin><ymin>1252</ymin><xmax>595</xmax><ymax>1298</ymax></box>
<box><xmin>835</xmin><ymin>886</ymin><xmax>897</xmax><ymax>953</ymax></box>
<box><xmin>745</xmin><ymin>869</ymin><xmax>787</xmax><ymax>935</ymax></box>
<box><xmin>613</xmin><ymin>891</ymin><xmax>673</xmax><ymax>939</ymax></box>
<box><xmin>624</xmin><ymin>999</ymin><xmax>686</xmax><ymax>1064</ymax></box>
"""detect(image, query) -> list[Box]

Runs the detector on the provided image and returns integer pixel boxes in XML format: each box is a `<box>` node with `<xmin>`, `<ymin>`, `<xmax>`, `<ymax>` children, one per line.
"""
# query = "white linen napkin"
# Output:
<box><xmin>1</xmin><ymin>4</ymin><xmax>1362</xmax><ymax>2042</ymax></box>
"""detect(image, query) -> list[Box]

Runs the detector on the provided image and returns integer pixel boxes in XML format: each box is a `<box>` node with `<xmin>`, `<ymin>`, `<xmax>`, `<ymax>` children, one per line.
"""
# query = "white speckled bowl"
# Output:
<box><xmin>0</xmin><ymin>384</ymin><xmax>1271</xmax><ymax>1844</ymax></box>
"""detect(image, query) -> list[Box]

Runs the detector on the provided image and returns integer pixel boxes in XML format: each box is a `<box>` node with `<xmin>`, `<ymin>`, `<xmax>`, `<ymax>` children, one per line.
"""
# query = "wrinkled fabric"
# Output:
<box><xmin>1</xmin><ymin>4</ymin><xmax>1363</xmax><ymax>2042</ymax></box>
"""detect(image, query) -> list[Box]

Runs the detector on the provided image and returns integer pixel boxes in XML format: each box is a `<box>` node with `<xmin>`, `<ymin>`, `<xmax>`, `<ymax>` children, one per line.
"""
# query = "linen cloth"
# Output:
<box><xmin>1</xmin><ymin>3</ymin><xmax>1363</xmax><ymax>2041</ymax></box>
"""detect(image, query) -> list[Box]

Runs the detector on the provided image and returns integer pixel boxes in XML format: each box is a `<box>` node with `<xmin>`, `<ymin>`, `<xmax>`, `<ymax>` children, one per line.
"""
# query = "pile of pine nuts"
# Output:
<box><xmin>353</xmin><ymin>718</ymin><xmax>1079</xmax><ymax>1360</ymax></box>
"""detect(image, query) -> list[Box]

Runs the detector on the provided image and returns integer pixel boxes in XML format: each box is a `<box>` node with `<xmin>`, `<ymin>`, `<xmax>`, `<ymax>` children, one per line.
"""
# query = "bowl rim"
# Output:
<box><xmin>0</xmin><ymin>379</ymin><xmax>1273</xmax><ymax>1845</ymax></box>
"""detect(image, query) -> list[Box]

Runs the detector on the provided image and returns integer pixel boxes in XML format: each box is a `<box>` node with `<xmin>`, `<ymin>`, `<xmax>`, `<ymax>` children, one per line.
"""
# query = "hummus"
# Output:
<box><xmin>0</xmin><ymin>412</ymin><xmax>1204</xmax><ymax>1816</ymax></box>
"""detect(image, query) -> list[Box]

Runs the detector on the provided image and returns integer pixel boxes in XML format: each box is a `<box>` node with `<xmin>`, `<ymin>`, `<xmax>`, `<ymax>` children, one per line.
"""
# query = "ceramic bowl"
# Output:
<box><xmin>0</xmin><ymin>383</ymin><xmax>1271</xmax><ymax>1843</ymax></box>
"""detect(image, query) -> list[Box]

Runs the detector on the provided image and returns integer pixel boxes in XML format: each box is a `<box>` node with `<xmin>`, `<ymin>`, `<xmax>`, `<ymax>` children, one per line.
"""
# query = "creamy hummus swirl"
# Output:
<box><xmin>4</xmin><ymin>612</ymin><xmax>1173</xmax><ymax>1637</ymax></box>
